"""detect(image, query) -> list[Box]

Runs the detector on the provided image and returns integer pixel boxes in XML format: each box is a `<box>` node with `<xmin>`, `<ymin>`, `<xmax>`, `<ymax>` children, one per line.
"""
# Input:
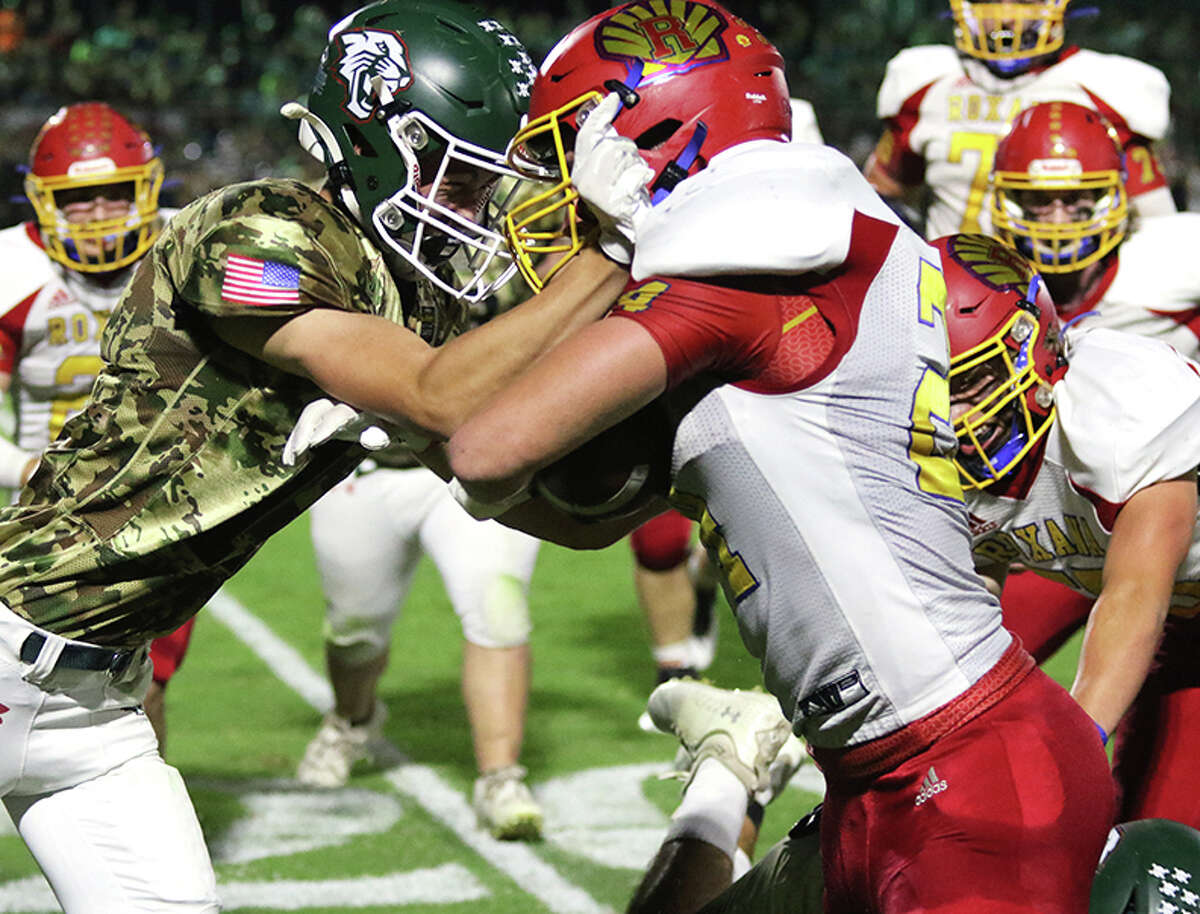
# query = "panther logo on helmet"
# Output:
<box><xmin>336</xmin><ymin>29</ymin><xmax>412</xmax><ymax>121</ymax></box>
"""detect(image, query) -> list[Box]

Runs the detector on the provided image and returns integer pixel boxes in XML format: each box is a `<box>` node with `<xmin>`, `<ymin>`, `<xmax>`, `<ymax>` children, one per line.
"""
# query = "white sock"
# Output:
<box><xmin>652</xmin><ymin>639</ymin><xmax>695</xmax><ymax>668</ymax></box>
<box><xmin>732</xmin><ymin>847</ymin><xmax>753</xmax><ymax>881</ymax></box>
<box><xmin>664</xmin><ymin>757</ymin><xmax>748</xmax><ymax>861</ymax></box>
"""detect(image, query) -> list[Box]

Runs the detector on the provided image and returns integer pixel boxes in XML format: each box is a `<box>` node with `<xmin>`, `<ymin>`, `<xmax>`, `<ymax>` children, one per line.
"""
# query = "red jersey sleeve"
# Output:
<box><xmin>607</xmin><ymin>276</ymin><xmax>777</xmax><ymax>387</ymax></box>
<box><xmin>1084</xmin><ymin>89</ymin><xmax>1170</xmax><ymax>198</ymax></box>
<box><xmin>607</xmin><ymin>211</ymin><xmax>899</xmax><ymax>394</ymax></box>
<box><xmin>871</xmin><ymin>83</ymin><xmax>933</xmax><ymax>190</ymax></box>
<box><xmin>0</xmin><ymin>291</ymin><xmax>36</xmax><ymax>376</ymax></box>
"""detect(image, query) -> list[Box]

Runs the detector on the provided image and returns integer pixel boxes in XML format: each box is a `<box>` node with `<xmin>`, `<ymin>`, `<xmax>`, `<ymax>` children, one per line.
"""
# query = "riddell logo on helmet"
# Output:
<box><xmin>336</xmin><ymin>29</ymin><xmax>412</xmax><ymax>121</ymax></box>
<box><xmin>0</xmin><ymin>702</ymin><xmax>8</xmax><ymax>724</ymax></box>
<box><xmin>915</xmin><ymin>766</ymin><xmax>948</xmax><ymax>806</ymax></box>
<box><xmin>66</xmin><ymin>158</ymin><xmax>118</xmax><ymax>178</ymax></box>
<box><xmin>597</xmin><ymin>1</ymin><xmax>730</xmax><ymax>77</ymax></box>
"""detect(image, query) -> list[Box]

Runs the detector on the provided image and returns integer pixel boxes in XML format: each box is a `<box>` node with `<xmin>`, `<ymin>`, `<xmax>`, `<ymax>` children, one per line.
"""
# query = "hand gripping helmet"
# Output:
<box><xmin>991</xmin><ymin>101</ymin><xmax>1128</xmax><ymax>274</ymax></box>
<box><xmin>504</xmin><ymin>0</ymin><xmax>791</xmax><ymax>291</ymax></box>
<box><xmin>948</xmin><ymin>0</ymin><xmax>1070</xmax><ymax>76</ymax></box>
<box><xmin>1091</xmin><ymin>819</ymin><xmax>1200</xmax><ymax>914</ymax></box>
<box><xmin>937</xmin><ymin>233</ymin><xmax>1066</xmax><ymax>490</ymax></box>
<box><xmin>24</xmin><ymin>102</ymin><xmax>164</xmax><ymax>274</ymax></box>
<box><xmin>283</xmin><ymin>0</ymin><xmax>536</xmax><ymax>304</ymax></box>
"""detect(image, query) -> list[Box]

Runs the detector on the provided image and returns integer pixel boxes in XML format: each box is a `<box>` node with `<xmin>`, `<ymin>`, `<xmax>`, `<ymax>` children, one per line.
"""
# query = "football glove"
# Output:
<box><xmin>572</xmin><ymin>92</ymin><xmax>653</xmax><ymax>266</ymax></box>
<box><xmin>282</xmin><ymin>397</ymin><xmax>393</xmax><ymax>466</ymax></box>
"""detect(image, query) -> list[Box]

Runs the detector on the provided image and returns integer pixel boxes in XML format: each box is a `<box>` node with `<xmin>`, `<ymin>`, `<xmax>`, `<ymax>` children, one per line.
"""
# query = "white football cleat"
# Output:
<box><xmin>648</xmin><ymin>679</ymin><xmax>791</xmax><ymax>794</ymax></box>
<box><xmin>754</xmin><ymin>732</ymin><xmax>811</xmax><ymax>807</ymax></box>
<box><xmin>473</xmin><ymin>765</ymin><xmax>544</xmax><ymax>841</ymax></box>
<box><xmin>296</xmin><ymin>700</ymin><xmax>387</xmax><ymax>789</ymax></box>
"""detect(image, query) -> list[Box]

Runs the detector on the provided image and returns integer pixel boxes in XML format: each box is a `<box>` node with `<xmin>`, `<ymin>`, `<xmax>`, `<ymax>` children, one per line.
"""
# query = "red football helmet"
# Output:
<box><xmin>504</xmin><ymin>0</ymin><xmax>791</xmax><ymax>290</ymax></box>
<box><xmin>991</xmin><ymin>101</ymin><xmax>1127</xmax><ymax>274</ymax></box>
<box><xmin>937</xmin><ymin>233</ymin><xmax>1066</xmax><ymax>490</ymax></box>
<box><xmin>24</xmin><ymin>102</ymin><xmax>164</xmax><ymax>273</ymax></box>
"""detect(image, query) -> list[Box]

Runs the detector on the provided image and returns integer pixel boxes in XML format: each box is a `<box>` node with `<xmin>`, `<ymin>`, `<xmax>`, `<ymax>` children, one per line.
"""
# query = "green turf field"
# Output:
<box><xmin>0</xmin><ymin>515</ymin><xmax>1083</xmax><ymax>913</ymax></box>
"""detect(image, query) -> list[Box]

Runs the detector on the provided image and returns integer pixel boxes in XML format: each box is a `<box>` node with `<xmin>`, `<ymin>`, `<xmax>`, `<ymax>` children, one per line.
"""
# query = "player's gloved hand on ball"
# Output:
<box><xmin>572</xmin><ymin>92</ymin><xmax>653</xmax><ymax>266</ymax></box>
<box><xmin>282</xmin><ymin>397</ymin><xmax>392</xmax><ymax>466</ymax></box>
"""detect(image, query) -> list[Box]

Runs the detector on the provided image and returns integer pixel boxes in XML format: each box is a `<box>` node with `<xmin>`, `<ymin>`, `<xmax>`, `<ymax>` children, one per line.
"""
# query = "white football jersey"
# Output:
<box><xmin>875</xmin><ymin>45</ymin><xmax>1171</xmax><ymax>237</ymax></box>
<box><xmin>967</xmin><ymin>329</ymin><xmax>1200</xmax><ymax>614</ymax></box>
<box><xmin>789</xmin><ymin>97</ymin><xmax>823</xmax><ymax>145</ymax></box>
<box><xmin>0</xmin><ymin>217</ymin><xmax>174</xmax><ymax>450</ymax></box>
<box><xmin>1067</xmin><ymin>213</ymin><xmax>1200</xmax><ymax>362</ymax></box>
<box><xmin>655</xmin><ymin>142</ymin><xmax>1009</xmax><ymax>750</ymax></box>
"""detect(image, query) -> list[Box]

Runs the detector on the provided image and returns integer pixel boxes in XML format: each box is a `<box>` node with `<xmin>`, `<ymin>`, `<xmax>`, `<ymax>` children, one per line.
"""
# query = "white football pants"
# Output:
<box><xmin>0</xmin><ymin>602</ymin><xmax>219</xmax><ymax>912</ymax></box>
<box><xmin>308</xmin><ymin>466</ymin><xmax>540</xmax><ymax>660</ymax></box>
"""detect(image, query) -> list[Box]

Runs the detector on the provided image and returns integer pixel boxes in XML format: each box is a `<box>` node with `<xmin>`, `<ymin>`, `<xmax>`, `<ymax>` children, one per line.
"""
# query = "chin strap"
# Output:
<box><xmin>280</xmin><ymin>101</ymin><xmax>361</xmax><ymax>221</ymax></box>
<box><xmin>650</xmin><ymin>121</ymin><xmax>708</xmax><ymax>205</ymax></box>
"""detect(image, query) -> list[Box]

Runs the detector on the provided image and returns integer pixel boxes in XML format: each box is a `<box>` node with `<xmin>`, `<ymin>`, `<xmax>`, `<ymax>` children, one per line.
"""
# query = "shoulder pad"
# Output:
<box><xmin>876</xmin><ymin>45</ymin><xmax>961</xmax><ymax>119</ymax></box>
<box><xmin>790</xmin><ymin>98</ymin><xmax>824</xmax><ymax>144</ymax></box>
<box><xmin>1056</xmin><ymin>329</ymin><xmax>1200</xmax><ymax>502</ymax></box>
<box><xmin>1115</xmin><ymin>213</ymin><xmax>1200</xmax><ymax>305</ymax></box>
<box><xmin>631</xmin><ymin>141</ymin><xmax>900</xmax><ymax>281</ymax></box>
<box><xmin>1053</xmin><ymin>50</ymin><xmax>1170</xmax><ymax>140</ymax></box>
<box><xmin>0</xmin><ymin>223</ymin><xmax>55</xmax><ymax>315</ymax></box>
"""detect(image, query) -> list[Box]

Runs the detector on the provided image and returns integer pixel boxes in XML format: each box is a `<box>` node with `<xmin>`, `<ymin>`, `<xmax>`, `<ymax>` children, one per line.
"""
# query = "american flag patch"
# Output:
<box><xmin>221</xmin><ymin>254</ymin><xmax>302</xmax><ymax>306</ymax></box>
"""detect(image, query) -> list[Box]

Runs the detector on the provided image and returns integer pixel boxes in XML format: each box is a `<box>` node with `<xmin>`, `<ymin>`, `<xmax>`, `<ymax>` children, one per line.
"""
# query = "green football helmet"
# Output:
<box><xmin>283</xmin><ymin>0</ymin><xmax>535</xmax><ymax>304</ymax></box>
<box><xmin>1091</xmin><ymin>819</ymin><xmax>1200</xmax><ymax>914</ymax></box>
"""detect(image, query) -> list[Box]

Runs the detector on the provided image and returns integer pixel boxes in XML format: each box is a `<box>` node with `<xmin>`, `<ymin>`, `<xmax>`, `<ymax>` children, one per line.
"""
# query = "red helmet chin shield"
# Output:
<box><xmin>504</xmin><ymin>0</ymin><xmax>791</xmax><ymax>290</ymax></box>
<box><xmin>936</xmin><ymin>233</ymin><xmax>1066</xmax><ymax>490</ymax></box>
<box><xmin>25</xmin><ymin>102</ymin><xmax>164</xmax><ymax>274</ymax></box>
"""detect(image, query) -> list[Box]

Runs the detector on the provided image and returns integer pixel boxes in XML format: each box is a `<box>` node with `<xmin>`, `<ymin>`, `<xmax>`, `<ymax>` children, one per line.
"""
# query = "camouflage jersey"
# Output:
<box><xmin>0</xmin><ymin>178</ymin><xmax>449</xmax><ymax>648</ymax></box>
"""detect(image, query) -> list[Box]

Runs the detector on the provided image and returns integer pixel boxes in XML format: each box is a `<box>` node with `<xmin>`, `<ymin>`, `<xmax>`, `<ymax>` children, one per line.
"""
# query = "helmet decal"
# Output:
<box><xmin>335</xmin><ymin>29</ymin><xmax>412</xmax><ymax>121</ymax></box>
<box><xmin>943</xmin><ymin>233</ymin><xmax>1038</xmax><ymax>293</ymax></box>
<box><xmin>595</xmin><ymin>1</ymin><xmax>731</xmax><ymax>83</ymax></box>
<box><xmin>477</xmin><ymin>19</ymin><xmax>537</xmax><ymax>99</ymax></box>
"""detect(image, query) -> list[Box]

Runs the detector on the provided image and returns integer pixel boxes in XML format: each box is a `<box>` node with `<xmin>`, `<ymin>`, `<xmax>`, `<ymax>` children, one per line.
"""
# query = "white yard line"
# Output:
<box><xmin>206</xmin><ymin>588</ymin><xmax>613</xmax><ymax>914</ymax></box>
<box><xmin>0</xmin><ymin>867</ymin><xmax>488</xmax><ymax>914</ymax></box>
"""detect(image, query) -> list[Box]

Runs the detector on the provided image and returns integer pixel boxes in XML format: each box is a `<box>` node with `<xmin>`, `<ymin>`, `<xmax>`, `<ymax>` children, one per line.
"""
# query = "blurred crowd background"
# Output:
<box><xmin>1</xmin><ymin>0</ymin><xmax>1197</xmax><ymax>223</ymax></box>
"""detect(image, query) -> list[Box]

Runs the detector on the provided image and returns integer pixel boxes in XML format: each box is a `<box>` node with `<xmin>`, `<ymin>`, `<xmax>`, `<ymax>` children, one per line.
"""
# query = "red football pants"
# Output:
<box><xmin>821</xmin><ymin>666</ymin><xmax>1115</xmax><ymax>914</ymax></box>
<box><xmin>630</xmin><ymin>509</ymin><xmax>693</xmax><ymax>571</ymax></box>
<box><xmin>1113</xmin><ymin>614</ymin><xmax>1200</xmax><ymax>829</ymax></box>
<box><xmin>149</xmin><ymin>617</ymin><xmax>196</xmax><ymax>686</ymax></box>
<box><xmin>1000</xmin><ymin>569</ymin><xmax>1092</xmax><ymax>663</ymax></box>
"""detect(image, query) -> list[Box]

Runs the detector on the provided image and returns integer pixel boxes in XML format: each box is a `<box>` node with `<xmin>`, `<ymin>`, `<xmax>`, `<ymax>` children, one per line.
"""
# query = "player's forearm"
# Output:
<box><xmin>412</xmin><ymin>248</ymin><xmax>626</xmax><ymax>435</ymax></box>
<box><xmin>1070</xmin><ymin>588</ymin><xmax>1165</xmax><ymax>736</ymax></box>
<box><xmin>1072</xmin><ymin>476</ymin><xmax>1197</xmax><ymax>735</ymax></box>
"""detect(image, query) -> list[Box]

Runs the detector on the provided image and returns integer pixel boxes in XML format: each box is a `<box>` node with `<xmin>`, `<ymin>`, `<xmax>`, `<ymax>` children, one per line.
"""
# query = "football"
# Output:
<box><xmin>532</xmin><ymin>398</ymin><xmax>674</xmax><ymax>522</ymax></box>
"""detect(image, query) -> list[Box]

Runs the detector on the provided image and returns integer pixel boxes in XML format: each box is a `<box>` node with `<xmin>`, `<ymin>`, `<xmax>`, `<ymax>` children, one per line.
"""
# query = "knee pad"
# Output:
<box><xmin>458</xmin><ymin>573</ymin><xmax>531</xmax><ymax>649</ymax></box>
<box><xmin>323</xmin><ymin>605</ymin><xmax>394</xmax><ymax>665</ymax></box>
<box><xmin>631</xmin><ymin>510</ymin><xmax>693</xmax><ymax>571</ymax></box>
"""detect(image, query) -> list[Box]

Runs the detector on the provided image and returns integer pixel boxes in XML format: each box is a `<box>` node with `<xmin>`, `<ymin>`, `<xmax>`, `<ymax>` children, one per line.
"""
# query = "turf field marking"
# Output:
<box><xmin>206</xmin><ymin>588</ymin><xmax>614</xmax><ymax>914</ymax></box>
<box><xmin>0</xmin><ymin>866</ymin><xmax>488</xmax><ymax>913</ymax></box>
